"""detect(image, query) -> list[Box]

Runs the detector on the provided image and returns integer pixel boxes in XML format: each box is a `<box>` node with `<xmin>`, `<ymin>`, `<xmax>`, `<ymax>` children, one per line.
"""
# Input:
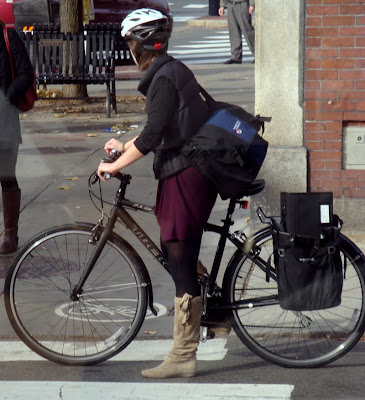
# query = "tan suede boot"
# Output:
<box><xmin>141</xmin><ymin>294</ymin><xmax>201</xmax><ymax>379</ymax></box>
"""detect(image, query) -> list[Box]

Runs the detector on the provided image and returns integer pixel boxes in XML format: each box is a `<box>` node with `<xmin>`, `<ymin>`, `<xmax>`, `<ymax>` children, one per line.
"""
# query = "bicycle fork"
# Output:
<box><xmin>71</xmin><ymin>212</ymin><xmax>117</xmax><ymax>301</ymax></box>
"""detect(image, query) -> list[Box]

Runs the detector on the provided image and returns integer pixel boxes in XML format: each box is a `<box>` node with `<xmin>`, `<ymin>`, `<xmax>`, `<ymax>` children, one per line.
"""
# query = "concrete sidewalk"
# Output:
<box><xmin>0</xmin><ymin>61</ymin><xmax>256</xmax><ymax>273</ymax></box>
<box><xmin>1</xmin><ymin>58</ymin><xmax>364</xmax><ymax>262</ymax></box>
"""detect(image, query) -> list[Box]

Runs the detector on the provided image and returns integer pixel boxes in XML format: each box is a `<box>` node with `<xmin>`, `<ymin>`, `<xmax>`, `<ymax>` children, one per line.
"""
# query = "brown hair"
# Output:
<box><xmin>128</xmin><ymin>40</ymin><xmax>167</xmax><ymax>72</ymax></box>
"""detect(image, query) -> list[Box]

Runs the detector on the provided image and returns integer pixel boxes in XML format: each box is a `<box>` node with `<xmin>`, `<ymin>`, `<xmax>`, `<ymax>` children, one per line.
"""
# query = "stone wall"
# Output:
<box><xmin>255</xmin><ymin>0</ymin><xmax>365</xmax><ymax>231</ymax></box>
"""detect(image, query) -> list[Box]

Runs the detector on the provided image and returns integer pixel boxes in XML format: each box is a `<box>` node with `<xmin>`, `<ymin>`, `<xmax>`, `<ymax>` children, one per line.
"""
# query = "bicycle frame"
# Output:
<box><xmin>72</xmin><ymin>174</ymin><xmax>278</xmax><ymax>312</ymax></box>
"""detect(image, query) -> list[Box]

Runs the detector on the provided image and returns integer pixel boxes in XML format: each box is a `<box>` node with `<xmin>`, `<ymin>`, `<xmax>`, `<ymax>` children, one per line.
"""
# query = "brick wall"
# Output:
<box><xmin>305</xmin><ymin>0</ymin><xmax>365</xmax><ymax>198</ymax></box>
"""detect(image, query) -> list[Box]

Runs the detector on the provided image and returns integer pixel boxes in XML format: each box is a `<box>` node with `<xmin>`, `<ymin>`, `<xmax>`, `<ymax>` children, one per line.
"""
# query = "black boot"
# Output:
<box><xmin>0</xmin><ymin>189</ymin><xmax>21</xmax><ymax>254</ymax></box>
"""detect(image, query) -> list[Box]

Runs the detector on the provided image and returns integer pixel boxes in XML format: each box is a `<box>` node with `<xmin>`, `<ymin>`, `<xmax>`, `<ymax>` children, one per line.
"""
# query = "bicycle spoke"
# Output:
<box><xmin>5</xmin><ymin>225</ymin><xmax>148</xmax><ymax>365</ymax></box>
<box><xmin>224</xmin><ymin>229</ymin><xmax>365</xmax><ymax>367</ymax></box>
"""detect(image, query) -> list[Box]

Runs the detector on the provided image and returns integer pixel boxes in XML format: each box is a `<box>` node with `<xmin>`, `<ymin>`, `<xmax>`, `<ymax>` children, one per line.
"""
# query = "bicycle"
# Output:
<box><xmin>4</xmin><ymin>150</ymin><xmax>365</xmax><ymax>368</ymax></box>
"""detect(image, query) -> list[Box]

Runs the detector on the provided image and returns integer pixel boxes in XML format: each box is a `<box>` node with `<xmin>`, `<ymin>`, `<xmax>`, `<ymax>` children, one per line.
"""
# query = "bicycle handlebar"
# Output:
<box><xmin>92</xmin><ymin>148</ymin><xmax>124</xmax><ymax>184</ymax></box>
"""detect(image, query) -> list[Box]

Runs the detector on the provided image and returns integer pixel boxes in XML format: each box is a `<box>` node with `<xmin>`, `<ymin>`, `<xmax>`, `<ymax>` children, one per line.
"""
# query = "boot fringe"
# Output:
<box><xmin>141</xmin><ymin>295</ymin><xmax>201</xmax><ymax>379</ymax></box>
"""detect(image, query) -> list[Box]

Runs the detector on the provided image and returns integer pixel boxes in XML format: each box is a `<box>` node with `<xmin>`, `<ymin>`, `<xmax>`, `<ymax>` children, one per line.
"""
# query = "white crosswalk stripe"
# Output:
<box><xmin>173</xmin><ymin>16</ymin><xmax>197</xmax><ymax>22</ymax></box>
<box><xmin>169</xmin><ymin>31</ymin><xmax>254</xmax><ymax>65</ymax></box>
<box><xmin>0</xmin><ymin>381</ymin><xmax>295</xmax><ymax>400</ymax></box>
<box><xmin>0</xmin><ymin>339</ymin><xmax>228</xmax><ymax>362</ymax></box>
<box><xmin>0</xmin><ymin>381</ymin><xmax>294</xmax><ymax>400</ymax></box>
<box><xmin>183</xmin><ymin>4</ymin><xmax>209</xmax><ymax>8</ymax></box>
<box><xmin>0</xmin><ymin>340</ymin><xmax>294</xmax><ymax>398</ymax></box>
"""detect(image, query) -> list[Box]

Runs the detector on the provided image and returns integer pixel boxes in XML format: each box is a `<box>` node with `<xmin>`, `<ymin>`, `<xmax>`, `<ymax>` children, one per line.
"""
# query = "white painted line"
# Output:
<box><xmin>184</xmin><ymin>57</ymin><xmax>254</xmax><ymax>65</ymax></box>
<box><xmin>0</xmin><ymin>339</ymin><xmax>228</xmax><ymax>362</ymax></box>
<box><xmin>185</xmin><ymin>58</ymin><xmax>230</xmax><ymax>65</ymax></box>
<box><xmin>183</xmin><ymin>4</ymin><xmax>209</xmax><ymax>8</ymax></box>
<box><xmin>170</xmin><ymin>48</ymin><xmax>238</xmax><ymax>55</ymax></box>
<box><xmin>0</xmin><ymin>382</ymin><xmax>295</xmax><ymax>400</ymax></box>
<box><xmin>190</xmin><ymin>40</ymin><xmax>230</xmax><ymax>43</ymax></box>
<box><xmin>170</xmin><ymin>51</ymin><xmax>251</xmax><ymax>59</ymax></box>
<box><xmin>173</xmin><ymin>16</ymin><xmax>195</xmax><ymax>22</ymax></box>
<box><xmin>204</xmin><ymin>35</ymin><xmax>231</xmax><ymax>39</ymax></box>
<box><xmin>173</xmin><ymin>43</ymin><xmax>230</xmax><ymax>49</ymax></box>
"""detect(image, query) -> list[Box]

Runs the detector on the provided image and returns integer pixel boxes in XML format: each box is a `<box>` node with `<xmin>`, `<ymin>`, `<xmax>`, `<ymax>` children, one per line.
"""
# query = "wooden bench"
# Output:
<box><xmin>21</xmin><ymin>24</ymin><xmax>125</xmax><ymax>117</ymax></box>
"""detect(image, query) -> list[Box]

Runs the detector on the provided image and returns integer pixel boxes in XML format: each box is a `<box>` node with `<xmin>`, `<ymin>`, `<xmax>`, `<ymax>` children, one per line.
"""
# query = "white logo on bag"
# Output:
<box><xmin>299</xmin><ymin>258</ymin><xmax>316</xmax><ymax>262</ymax></box>
<box><xmin>233</xmin><ymin>120</ymin><xmax>242</xmax><ymax>135</ymax></box>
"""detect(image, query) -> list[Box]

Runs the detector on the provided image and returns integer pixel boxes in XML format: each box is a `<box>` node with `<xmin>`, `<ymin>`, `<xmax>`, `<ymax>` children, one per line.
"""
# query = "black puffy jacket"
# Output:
<box><xmin>135</xmin><ymin>54</ymin><xmax>209</xmax><ymax>180</ymax></box>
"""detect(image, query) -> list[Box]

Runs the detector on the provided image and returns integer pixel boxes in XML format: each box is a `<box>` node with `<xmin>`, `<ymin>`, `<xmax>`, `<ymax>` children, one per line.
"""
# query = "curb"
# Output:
<box><xmin>187</xmin><ymin>16</ymin><xmax>228</xmax><ymax>28</ymax></box>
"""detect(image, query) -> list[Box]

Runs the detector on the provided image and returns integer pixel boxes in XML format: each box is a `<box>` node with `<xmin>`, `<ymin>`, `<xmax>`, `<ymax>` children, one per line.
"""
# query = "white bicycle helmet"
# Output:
<box><xmin>121</xmin><ymin>8</ymin><xmax>170</xmax><ymax>51</ymax></box>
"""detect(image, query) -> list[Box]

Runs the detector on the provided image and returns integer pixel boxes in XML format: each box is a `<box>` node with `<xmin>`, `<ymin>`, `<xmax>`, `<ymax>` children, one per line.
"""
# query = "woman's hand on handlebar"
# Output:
<box><xmin>99</xmin><ymin>136</ymin><xmax>144</xmax><ymax>181</ymax></box>
<box><xmin>104</xmin><ymin>138</ymin><xmax>125</xmax><ymax>154</ymax></box>
<box><xmin>97</xmin><ymin>162</ymin><xmax>117</xmax><ymax>181</ymax></box>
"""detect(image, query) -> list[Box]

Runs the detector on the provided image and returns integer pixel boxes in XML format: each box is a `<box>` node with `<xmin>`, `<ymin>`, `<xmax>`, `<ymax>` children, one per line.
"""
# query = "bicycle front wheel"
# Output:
<box><xmin>4</xmin><ymin>224</ymin><xmax>148</xmax><ymax>366</ymax></box>
<box><xmin>223</xmin><ymin>228</ymin><xmax>365</xmax><ymax>368</ymax></box>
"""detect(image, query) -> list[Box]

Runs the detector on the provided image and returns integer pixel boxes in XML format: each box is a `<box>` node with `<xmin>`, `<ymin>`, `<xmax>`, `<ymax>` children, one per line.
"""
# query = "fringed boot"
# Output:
<box><xmin>141</xmin><ymin>293</ymin><xmax>201</xmax><ymax>379</ymax></box>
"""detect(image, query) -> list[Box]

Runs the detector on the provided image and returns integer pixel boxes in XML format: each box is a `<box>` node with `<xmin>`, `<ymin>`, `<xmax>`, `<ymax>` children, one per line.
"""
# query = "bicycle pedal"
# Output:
<box><xmin>200</xmin><ymin>325</ymin><xmax>215</xmax><ymax>342</ymax></box>
<box><xmin>200</xmin><ymin>326</ymin><xmax>208</xmax><ymax>342</ymax></box>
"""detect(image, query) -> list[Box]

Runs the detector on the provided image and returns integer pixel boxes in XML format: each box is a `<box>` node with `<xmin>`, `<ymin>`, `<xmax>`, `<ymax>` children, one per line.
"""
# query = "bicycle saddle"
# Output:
<box><xmin>234</xmin><ymin>179</ymin><xmax>265</xmax><ymax>199</ymax></box>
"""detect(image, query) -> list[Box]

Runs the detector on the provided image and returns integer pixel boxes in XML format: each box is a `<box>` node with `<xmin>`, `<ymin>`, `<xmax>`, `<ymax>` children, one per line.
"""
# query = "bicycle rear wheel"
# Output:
<box><xmin>4</xmin><ymin>224</ymin><xmax>149</xmax><ymax>366</ymax></box>
<box><xmin>223</xmin><ymin>228</ymin><xmax>365</xmax><ymax>368</ymax></box>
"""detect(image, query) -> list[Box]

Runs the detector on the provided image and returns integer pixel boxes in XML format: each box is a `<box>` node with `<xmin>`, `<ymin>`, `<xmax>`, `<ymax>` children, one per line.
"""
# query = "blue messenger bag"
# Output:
<box><xmin>181</xmin><ymin>85</ymin><xmax>270</xmax><ymax>200</ymax></box>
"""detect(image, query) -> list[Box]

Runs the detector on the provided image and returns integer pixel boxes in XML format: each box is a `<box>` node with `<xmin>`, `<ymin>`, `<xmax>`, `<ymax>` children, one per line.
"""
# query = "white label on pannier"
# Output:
<box><xmin>320</xmin><ymin>204</ymin><xmax>330</xmax><ymax>224</ymax></box>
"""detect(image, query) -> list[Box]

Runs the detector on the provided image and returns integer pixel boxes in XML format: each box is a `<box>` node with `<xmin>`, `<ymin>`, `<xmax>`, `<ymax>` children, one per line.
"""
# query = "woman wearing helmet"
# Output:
<box><xmin>98</xmin><ymin>9</ymin><xmax>217</xmax><ymax>379</ymax></box>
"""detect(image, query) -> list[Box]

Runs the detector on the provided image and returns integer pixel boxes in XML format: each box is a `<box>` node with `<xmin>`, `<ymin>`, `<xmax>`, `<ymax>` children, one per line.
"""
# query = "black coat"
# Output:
<box><xmin>134</xmin><ymin>55</ymin><xmax>209</xmax><ymax>180</ymax></box>
<box><xmin>0</xmin><ymin>27</ymin><xmax>34</xmax><ymax>148</ymax></box>
<box><xmin>0</xmin><ymin>27</ymin><xmax>34</xmax><ymax>105</ymax></box>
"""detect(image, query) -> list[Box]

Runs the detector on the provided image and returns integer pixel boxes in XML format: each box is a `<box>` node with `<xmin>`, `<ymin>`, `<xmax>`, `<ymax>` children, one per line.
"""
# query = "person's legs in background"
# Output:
<box><xmin>225</xmin><ymin>2</ymin><xmax>243</xmax><ymax>63</ymax></box>
<box><xmin>235</xmin><ymin>1</ymin><xmax>255</xmax><ymax>55</ymax></box>
<box><xmin>0</xmin><ymin>147</ymin><xmax>21</xmax><ymax>254</ymax></box>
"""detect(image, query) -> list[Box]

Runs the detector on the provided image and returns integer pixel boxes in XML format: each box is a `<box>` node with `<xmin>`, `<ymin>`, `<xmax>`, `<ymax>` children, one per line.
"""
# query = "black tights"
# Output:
<box><xmin>0</xmin><ymin>178</ymin><xmax>19</xmax><ymax>192</ymax></box>
<box><xmin>161</xmin><ymin>238</ymin><xmax>201</xmax><ymax>298</ymax></box>
<box><xmin>0</xmin><ymin>147</ymin><xmax>19</xmax><ymax>193</ymax></box>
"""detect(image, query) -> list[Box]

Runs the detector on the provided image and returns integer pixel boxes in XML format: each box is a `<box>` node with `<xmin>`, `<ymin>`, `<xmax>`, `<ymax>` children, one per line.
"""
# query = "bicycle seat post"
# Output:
<box><xmin>208</xmin><ymin>197</ymin><xmax>237</xmax><ymax>293</ymax></box>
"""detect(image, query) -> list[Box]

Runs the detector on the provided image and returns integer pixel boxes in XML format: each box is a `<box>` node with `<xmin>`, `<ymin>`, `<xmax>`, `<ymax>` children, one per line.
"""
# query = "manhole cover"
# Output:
<box><xmin>0</xmin><ymin>256</ymin><xmax>80</xmax><ymax>279</ymax></box>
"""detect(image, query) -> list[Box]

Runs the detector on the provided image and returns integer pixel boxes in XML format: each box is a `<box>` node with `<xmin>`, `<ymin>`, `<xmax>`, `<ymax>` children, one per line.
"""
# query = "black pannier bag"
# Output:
<box><xmin>271</xmin><ymin>193</ymin><xmax>343</xmax><ymax>311</ymax></box>
<box><xmin>181</xmin><ymin>86</ymin><xmax>270</xmax><ymax>200</ymax></box>
<box><xmin>281</xmin><ymin>192</ymin><xmax>334</xmax><ymax>239</ymax></box>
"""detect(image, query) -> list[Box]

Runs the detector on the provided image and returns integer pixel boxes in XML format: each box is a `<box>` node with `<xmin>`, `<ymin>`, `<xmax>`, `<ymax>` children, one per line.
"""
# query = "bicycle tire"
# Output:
<box><xmin>222</xmin><ymin>228</ymin><xmax>365</xmax><ymax>368</ymax></box>
<box><xmin>4</xmin><ymin>223</ymin><xmax>149</xmax><ymax>366</ymax></box>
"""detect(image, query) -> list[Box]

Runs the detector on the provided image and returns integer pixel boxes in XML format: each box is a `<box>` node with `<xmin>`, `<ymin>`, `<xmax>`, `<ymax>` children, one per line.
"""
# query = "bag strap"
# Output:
<box><xmin>198</xmin><ymin>84</ymin><xmax>216</xmax><ymax>105</ymax></box>
<box><xmin>3</xmin><ymin>28</ymin><xmax>16</xmax><ymax>82</ymax></box>
<box><xmin>198</xmin><ymin>84</ymin><xmax>272</xmax><ymax>133</ymax></box>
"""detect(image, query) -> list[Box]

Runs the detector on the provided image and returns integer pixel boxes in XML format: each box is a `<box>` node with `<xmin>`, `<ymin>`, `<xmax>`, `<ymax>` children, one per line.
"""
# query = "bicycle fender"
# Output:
<box><xmin>340</xmin><ymin>234</ymin><xmax>365</xmax><ymax>275</ymax></box>
<box><xmin>340</xmin><ymin>233</ymin><xmax>365</xmax><ymax>257</ymax></box>
<box><xmin>75</xmin><ymin>221</ymin><xmax>158</xmax><ymax>316</ymax></box>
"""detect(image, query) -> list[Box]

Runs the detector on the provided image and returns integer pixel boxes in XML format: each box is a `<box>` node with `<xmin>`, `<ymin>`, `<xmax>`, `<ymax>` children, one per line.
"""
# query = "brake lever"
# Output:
<box><xmin>100</xmin><ymin>148</ymin><xmax>121</xmax><ymax>163</ymax></box>
<box><xmin>97</xmin><ymin>148</ymin><xmax>123</xmax><ymax>181</ymax></box>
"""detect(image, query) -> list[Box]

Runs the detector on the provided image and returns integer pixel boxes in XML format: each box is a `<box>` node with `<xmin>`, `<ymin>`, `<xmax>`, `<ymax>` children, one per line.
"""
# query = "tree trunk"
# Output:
<box><xmin>60</xmin><ymin>0</ymin><xmax>87</xmax><ymax>98</ymax></box>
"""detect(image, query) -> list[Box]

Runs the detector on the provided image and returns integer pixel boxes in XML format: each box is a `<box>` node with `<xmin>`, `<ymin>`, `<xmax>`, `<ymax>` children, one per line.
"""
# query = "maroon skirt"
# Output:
<box><xmin>155</xmin><ymin>166</ymin><xmax>217</xmax><ymax>242</ymax></box>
